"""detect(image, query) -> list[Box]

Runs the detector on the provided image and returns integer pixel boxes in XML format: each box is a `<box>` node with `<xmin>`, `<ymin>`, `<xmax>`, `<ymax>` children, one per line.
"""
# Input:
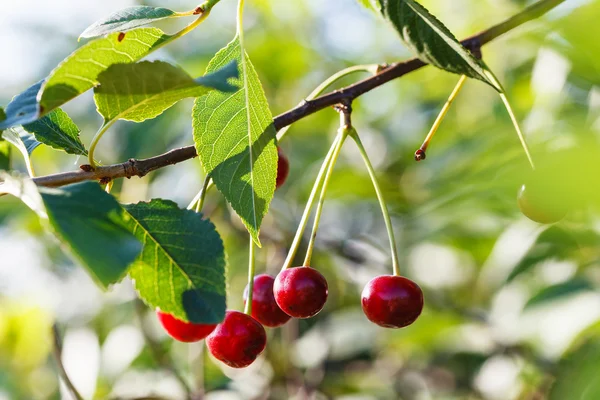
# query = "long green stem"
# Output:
<box><xmin>416</xmin><ymin>75</ymin><xmax>467</xmax><ymax>160</ymax></box>
<box><xmin>303</xmin><ymin>129</ymin><xmax>348</xmax><ymax>266</ymax></box>
<box><xmin>187</xmin><ymin>173</ymin><xmax>211</xmax><ymax>213</ymax></box>
<box><xmin>349</xmin><ymin>129</ymin><xmax>400</xmax><ymax>276</ymax></box>
<box><xmin>277</xmin><ymin>64</ymin><xmax>379</xmax><ymax>142</ymax></box>
<box><xmin>280</xmin><ymin>134</ymin><xmax>342</xmax><ymax>271</ymax></box>
<box><xmin>244</xmin><ymin>234</ymin><xmax>255</xmax><ymax>315</ymax></box>
<box><xmin>483</xmin><ymin>68</ymin><xmax>535</xmax><ymax>170</ymax></box>
<box><xmin>88</xmin><ymin>121</ymin><xmax>115</xmax><ymax>168</ymax></box>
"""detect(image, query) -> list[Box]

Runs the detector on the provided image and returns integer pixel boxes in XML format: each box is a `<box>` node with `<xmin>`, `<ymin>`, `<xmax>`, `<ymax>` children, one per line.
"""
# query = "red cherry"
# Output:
<box><xmin>206</xmin><ymin>311</ymin><xmax>267</xmax><ymax>368</ymax></box>
<box><xmin>274</xmin><ymin>266</ymin><xmax>328</xmax><ymax>319</ymax></box>
<box><xmin>517</xmin><ymin>184</ymin><xmax>566</xmax><ymax>224</ymax></box>
<box><xmin>156</xmin><ymin>311</ymin><xmax>217</xmax><ymax>342</ymax></box>
<box><xmin>244</xmin><ymin>274</ymin><xmax>291</xmax><ymax>328</ymax></box>
<box><xmin>276</xmin><ymin>147</ymin><xmax>289</xmax><ymax>189</ymax></box>
<box><xmin>361</xmin><ymin>275</ymin><xmax>423</xmax><ymax>328</ymax></box>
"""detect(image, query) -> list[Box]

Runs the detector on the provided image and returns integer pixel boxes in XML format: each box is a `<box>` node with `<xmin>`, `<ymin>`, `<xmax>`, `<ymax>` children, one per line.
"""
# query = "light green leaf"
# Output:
<box><xmin>39</xmin><ymin>28</ymin><xmax>170</xmax><ymax>115</ymax></box>
<box><xmin>94</xmin><ymin>60</ymin><xmax>238</xmax><ymax>124</ymax></box>
<box><xmin>192</xmin><ymin>37</ymin><xmax>277</xmax><ymax>246</ymax></box>
<box><xmin>378</xmin><ymin>0</ymin><xmax>501</xmax><ymax>91</ymax></box>
<box><xmin>550</xmin><ymin>339</ymin><xmax>600</xmax><ymax>400</ymax></box>
<box><xmin>80</xmin><ymin>6</ymin><xmax>178</xmax><ymax>39</ymax></box>
<box><xmin>22</xmin><ymin>109</ymin><xmax>87</xmax><ymax>156</ymax></box>
<box><xmin>124</xmin><ymin>199</ymin><xmax>226</xmax><ymax>324</ymax></box>
<box><xmin>525</xmin><ymin>279</ymin><xmax>594</xmax><ymax>310</ymax></box>
<box><xmin>357</xmin><ymin>0</ymin><xmax>381</xmax><ymax>13</ymax></box>
<box><xmin>0</xmin><ymin>175</ymin><xmax>142</xmax><ymax>288</ymax></box>
<box><xmin>2</xmin><ymin>128</ymin><xmax>41</xmax><ymax>177</ymax></box>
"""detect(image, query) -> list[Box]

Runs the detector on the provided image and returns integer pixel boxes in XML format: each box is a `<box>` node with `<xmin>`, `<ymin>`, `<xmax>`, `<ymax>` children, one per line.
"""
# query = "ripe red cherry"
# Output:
<box><xmin>244</xmin><ymin>274</ymin><xmax>291</xmax><ymax>327</ymax></box>
<box><xmin>206</xmin><ymin>311</ymin><xmax>267</xmax><ymax>368</ymax></box>
<box><xmin>274</xmin><ymin>266</ymin><xmax>328</xmax><ymax>319</ymax></box>
<box><xmin>361</xmin><ymin>275</ymin><xmax>423</xmax><ymax>328</ymax></box>
<box><xmin>276</xmin><ymin>147</ymin><xmax>289</xmax><ymax>189</ymax></box>
<box><xmin>517</xmin><ymin>184</ymin><xmax>566</xmax><ymax>224</ymax></box>
<box><xmin>156</xmin><ymin>311</ymin><xmax>217</xmax><ymax>342</ymax></box>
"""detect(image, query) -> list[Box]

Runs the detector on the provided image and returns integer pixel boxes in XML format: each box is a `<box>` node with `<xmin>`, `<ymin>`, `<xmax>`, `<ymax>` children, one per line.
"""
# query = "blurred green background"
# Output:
<box><xmin>1</xmin><ymin>0</ymin><xmax>600</xmax><ymax>399</ymax></box>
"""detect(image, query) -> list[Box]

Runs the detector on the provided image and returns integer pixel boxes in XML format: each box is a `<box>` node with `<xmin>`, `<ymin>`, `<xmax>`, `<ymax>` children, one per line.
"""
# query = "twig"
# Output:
<box><xmin>52</xmin><ymin>323</ymin><xmax>84</xmax><ymax>400</ymax></box>
<box><xmin>29</xmin><ymin>0</ymin><xmax>565</xmax><ymax>190</ymax></box>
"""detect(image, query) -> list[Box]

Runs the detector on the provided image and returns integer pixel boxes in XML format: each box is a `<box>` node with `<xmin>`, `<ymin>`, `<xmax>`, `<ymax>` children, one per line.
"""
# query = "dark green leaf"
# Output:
<box><xmin>192</xmin><ymin>37</ymin><xmax>277</xmax><ymax>246</ymax></box>
<box><xmin>22</xmin><ymin>109</ymin><xmax>87</xmax><ymax>156</ymax></box>
<box><xmin>378</xmin><ymin>0</ymin><xmax>501</xmax><ymax>90</ymax></box>
<box><xmin>0</xmin><ymin>175</ymin><xmax>142</xmax><ymax>288</ymax></box>
<box><xmin>80</xmin><ymin>6</ymin><xmax>178</xmax><ymax>39</ymax></box>
<box><xmin>507</xmin><ymin>227</ymin><xmax>582</xmax><ymax>283</ymax></box>
<box><xmin>525</xmin><ymin>279</ymin><xmax>594</xmax><ymax>310</ymax></box>
<box><xmin>0</xmin><ymin>81</ymin><xmax>43</xmax><ymax>130</ymax></box>
<box><xmin>94</xmin><ymin>60</ymin><xmax>238</xmax><ymax>124</ymax></box>
<box><xmin>124</xmin><ymin>199</ymin><xmax>226</xmax><ymax>324</ymax></box>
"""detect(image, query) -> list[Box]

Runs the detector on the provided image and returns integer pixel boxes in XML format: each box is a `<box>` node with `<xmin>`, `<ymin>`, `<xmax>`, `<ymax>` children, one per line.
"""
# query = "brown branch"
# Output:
<box><xmin>31</xmin><ymin>0</ymin><xmax>565</xmax><ymax>189</ymax></box>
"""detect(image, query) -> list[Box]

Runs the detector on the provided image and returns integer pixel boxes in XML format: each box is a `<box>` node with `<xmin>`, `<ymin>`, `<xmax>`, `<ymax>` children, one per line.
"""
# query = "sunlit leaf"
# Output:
<box><xmin>0</xmin><ymin>175</ymin><xmax>141</xmax><ymax>288</ymax></box>
<box><xmin>94</xmin><ymin>60</ymin><xmax>238</xmax><ymax>124</ymax></box>
<box><xmin>1</xmin><ymin>128</ymin><xmax>41</xmax><ymax>177</ymax></box>
<box><xmin>124</xmin><ymin>199</ymin><xmax>226</xmax><ymax>324</ymax></box>
<box><xmin>378</xmin><ymin>0</ymin><xmax>501</xmax><ymax>90</ymax></box>
<box><xmin>22</xmin><ymin>109</ymin><xmax>87</xmax><ymax>156</ymax></box>
<box><xmin>192</xmin><ymin>37</ymin><xmax>277</xmax><ymax>246</ymax></box>
<box><xmin>0</xmin><ymin>107</ymin><xmax>9</xmax><ymax>170</ymax></box>
<box><xmin>80</xmin><ymin>6</ymin><xmax>179</xmax><ymax>39</ymax></box>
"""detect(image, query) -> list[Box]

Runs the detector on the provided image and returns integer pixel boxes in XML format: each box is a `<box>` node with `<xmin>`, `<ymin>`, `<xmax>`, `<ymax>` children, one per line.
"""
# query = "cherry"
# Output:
<box><xmin>206</xmin><ymin>310</ymin><xmax>267</xmax><ymax>368</ymax></box>
<box><xmin>156</xmin><ymin>311</ymin><xmax>217</xmax><ymax>342</ymax></box>
<box><xmin>276</xmin><ymin>147</ymin><xmax>289</xmax><ymax>189</ymax></box>
<box><xmin>274</xmin><ymin>266</ymin><xmax>328</xmax><ymax>319</ymax></box>
<box><xmin>361</xmin><ymin>275</ymin><xmax>423</xmax><ymax>328</ymax></box>
<box><xmin>243</xmin><ymin>274</ymin><xmax>291</xmax><ymax>327</ymax></box>
<box><xmin>517</xmin><ymin>184</ymin><xmax>566</xmax><ymax>224</ymax></box>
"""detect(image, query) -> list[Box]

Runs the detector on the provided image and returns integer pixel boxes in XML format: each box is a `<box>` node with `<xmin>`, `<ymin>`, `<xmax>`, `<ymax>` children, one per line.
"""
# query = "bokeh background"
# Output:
<box><xmin>1</xmin><ymin>0</ymin><xmax>600</xmax><ymax>399</ymax></box>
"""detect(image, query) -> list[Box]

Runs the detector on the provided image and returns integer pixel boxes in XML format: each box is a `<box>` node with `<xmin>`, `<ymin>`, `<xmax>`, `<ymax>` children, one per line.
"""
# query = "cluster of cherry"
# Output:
<box><xmin>156</xmin><ymin>148</ymin><xmax>424</xmax><ymax>368</ymax></box>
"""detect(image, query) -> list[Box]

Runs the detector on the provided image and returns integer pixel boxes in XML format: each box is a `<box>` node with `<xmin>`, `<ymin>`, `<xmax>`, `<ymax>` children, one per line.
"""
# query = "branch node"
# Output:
<box><xmin>79</xmin><ymin>164</ymin><xmax>93</xmax><ymax>172</ymax></box>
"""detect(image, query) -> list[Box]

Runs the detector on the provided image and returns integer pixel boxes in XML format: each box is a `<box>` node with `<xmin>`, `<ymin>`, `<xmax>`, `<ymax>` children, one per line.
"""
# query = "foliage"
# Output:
<box><xmin>0</xmin><ymin>0</ymin><xmax>598</xmax><ymax>399</ymax></box>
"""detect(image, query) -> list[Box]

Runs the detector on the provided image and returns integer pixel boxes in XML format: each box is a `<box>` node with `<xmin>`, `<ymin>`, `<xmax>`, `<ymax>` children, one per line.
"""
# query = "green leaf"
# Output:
<box><xmin>39</xmin><ymin>28</ymin><xmax>171</xmax><ymax>116</ymax></box>
<box><xmin>192</xmin><ymin>37</ymin><xmax>277</xmax><ymax>246</ymax></box>
<box><xmin>378</xmin><ymin>0</ymin><xmax>501</xmax><ymax>91</ymax></box>
<box><xmin>524</xmin><ymin>279</ymin><xmax>594</xmax><ymax>310</ymax></box>
<box><xmin>357</xmin><ymin>0</ymin><xmax>382</xmax><ymax>13</ymax></box>
<box><xmin>2</xmin><ymin>128</ymin><xmax>41</xmax><ymax>177</ymax></box>
<box><xmin>94</xmin><ymin>60</ymin><xmax>238</xmax><ymax>124</ymax></box>
<box><xmin>123</xmin><ymin>199</ymin><xmax>226</xmax><ymax>324</ymax></box>
<box><xmin>80</xmin><ymin>6</ymin><xmax>178</xmax><ymax>39</ymax></box>
<box><xmin>0</xmin><ymin>107</ymin><xmax>9</xmax><ymax>170</ymax></box>
<box><xmin>0</xmin><ymin>175</ymin><xmax>142</xmax><ymax>288</ymax></box>
<box><xmin>550</xmin><ymin>338</ymin><xmax>600</xmax><ymax>400</ymax></box>
<box><xmin>0</xmin><ymin>81</ymin><xmax>44</xmax><ymax>130</ymax></box>
<box><xmin>22</xmin><ymin>109</ymin><xmax>87</xmax><ymax>156</ymax></box>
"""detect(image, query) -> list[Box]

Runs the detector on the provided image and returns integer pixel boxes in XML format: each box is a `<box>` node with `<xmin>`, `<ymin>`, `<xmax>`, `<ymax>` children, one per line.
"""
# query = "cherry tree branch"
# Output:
<box><xmin>31</xmin><ymin>0</ymin><xmax>565</xmax><ymax>189</ymax></box>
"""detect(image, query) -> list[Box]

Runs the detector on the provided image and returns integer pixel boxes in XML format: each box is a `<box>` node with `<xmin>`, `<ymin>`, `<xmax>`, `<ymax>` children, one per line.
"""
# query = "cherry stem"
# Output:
<box><xmin>52</xmin><ymin>324</ymin><xmax>84</xmax><ymax>400</ymax></box>
<box><xmin>416</xmin><ymin>75</ymin><xmax>467</xmax><ymax>161</ymax></box>
<box><xmin>277</xmin><ymin>64</ymin><xmax>380</xmax><ymax>142</ymax></box>
<box><xmin>244</xmin><ymin>234</ymin><xmax>255</xmax><ymax>315</ymax></box>
<box><xmin>482</xmin><ymin>68</ymin><xmax>536</xmax><ymax>170</ymax></box>
<box><xmin>348</xmin><ymin>128</ymin><xmax>401</xmax><ymax>276</ymax></box>
<box><xmin>187</xmin><ymin>173</ymin><xmax>211</xmax><ymax>213</ymax></box>
<box><xmin>303</xmin><ymin>126</ymin><xmax>349</xmax><ymax>267</ymax></box>
<box><xmin>280</xmin><ymin>134</ymin><xmax>342</xmax><ymax>271</ymax></box>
